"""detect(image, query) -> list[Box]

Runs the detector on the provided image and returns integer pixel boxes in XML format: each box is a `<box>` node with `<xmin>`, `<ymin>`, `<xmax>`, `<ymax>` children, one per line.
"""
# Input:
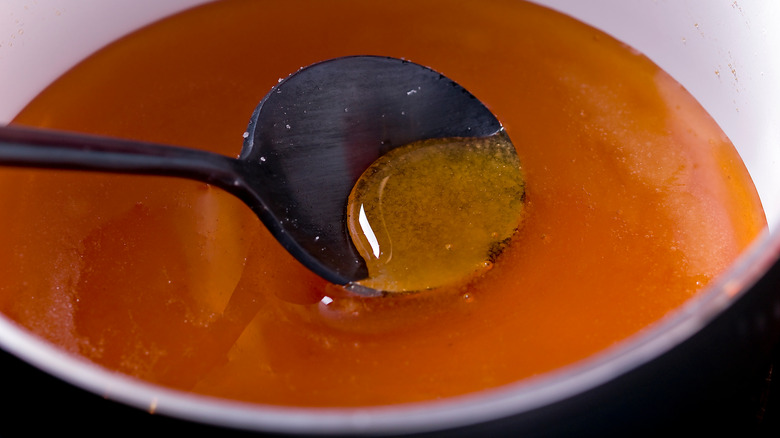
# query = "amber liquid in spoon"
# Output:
<box><xmin>347</xmin><ymin>132</ymin><xmax>525</xmax><ymax>293</ymax></box>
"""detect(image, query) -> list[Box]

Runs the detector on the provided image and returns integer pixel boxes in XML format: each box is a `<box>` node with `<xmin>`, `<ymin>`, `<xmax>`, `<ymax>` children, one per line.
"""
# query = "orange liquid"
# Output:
<box><xmin>0</xmin><ymin>0</ymin><xmax>766</xmax><ymax>406</ymax></box>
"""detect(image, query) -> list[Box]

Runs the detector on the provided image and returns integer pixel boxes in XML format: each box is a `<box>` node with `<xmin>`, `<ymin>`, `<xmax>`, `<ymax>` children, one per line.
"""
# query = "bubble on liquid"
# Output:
<box><xmin>318</xmin><ymin>294</ymin><xmax>362</xmax><ymax>320</ymax></box>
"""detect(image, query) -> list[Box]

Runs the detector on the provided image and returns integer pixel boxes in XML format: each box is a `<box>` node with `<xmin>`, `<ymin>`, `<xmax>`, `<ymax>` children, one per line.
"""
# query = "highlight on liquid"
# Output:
<box><xmin>347</xmin><ymin>132</ymin><xmax>525</xmax><ymax>293</ymax></box>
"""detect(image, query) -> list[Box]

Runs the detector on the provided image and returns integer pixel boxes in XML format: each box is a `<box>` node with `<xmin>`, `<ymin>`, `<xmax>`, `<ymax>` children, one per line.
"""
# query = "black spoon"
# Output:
<box><xmin>0</xmin><ymin>56</ymin><xmax>502</xmax><ymax>289</ymax></box>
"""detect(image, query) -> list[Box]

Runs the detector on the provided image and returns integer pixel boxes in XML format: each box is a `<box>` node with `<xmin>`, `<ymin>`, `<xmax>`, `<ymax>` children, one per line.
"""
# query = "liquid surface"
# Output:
<box><xmin>347</xmin><ymin>132</ymin><xmax>525</xmax><ymax>293</ymax></box>
<box><xmin>0</xmin><ymin>0</ymin><xmax>766</xmax><ymax>407</ymax></box>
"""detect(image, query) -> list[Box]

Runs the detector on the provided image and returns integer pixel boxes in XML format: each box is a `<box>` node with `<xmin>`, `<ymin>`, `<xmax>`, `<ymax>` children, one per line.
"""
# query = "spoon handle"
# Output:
<box><xmin>0</xmin><ymin>124</ymin><xmax>361</xmax><ymax>286</ymax></box>
<box><xmin>0</xmin><ymin>124</ymin><xmax>242</xmax><ymax>190</ymax></box>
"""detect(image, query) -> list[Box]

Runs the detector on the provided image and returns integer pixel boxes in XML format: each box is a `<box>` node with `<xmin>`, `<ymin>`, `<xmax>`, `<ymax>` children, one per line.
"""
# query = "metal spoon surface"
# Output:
<box><xmin>0</xmin><ymin>56</ymin><xmax>503</xmax><ymax>288</ymax></box>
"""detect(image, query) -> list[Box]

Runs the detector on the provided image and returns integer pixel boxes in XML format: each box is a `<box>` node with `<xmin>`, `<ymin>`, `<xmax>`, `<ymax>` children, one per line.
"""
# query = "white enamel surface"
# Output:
<box><xmin>0</xmin><ymin>0</ymin><xmax>212</xmax><ymax>122</ymax></box>
<box><xmin>0</xmin><ymin>0</ymin><xmax>779</xmax><ymax>434</ymax></box>
<box><xmin>536</xmin><ymin>0</ymin><xmax>780</xmax><ymax>229</ymax></box>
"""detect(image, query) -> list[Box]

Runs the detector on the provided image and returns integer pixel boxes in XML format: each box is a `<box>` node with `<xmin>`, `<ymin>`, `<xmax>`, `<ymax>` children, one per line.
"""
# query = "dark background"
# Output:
<box><xmin>2</xmin><ymin>343</ymin><xmax>780</xmax><ymax>437</ymax></box>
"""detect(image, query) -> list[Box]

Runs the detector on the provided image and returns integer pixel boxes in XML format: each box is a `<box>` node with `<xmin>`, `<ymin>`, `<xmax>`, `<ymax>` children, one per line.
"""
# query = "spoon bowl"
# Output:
<box><xmin>0</xmin><ymin>56</ymin><xmax>503</xmax><ymax>288</ymax></box>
